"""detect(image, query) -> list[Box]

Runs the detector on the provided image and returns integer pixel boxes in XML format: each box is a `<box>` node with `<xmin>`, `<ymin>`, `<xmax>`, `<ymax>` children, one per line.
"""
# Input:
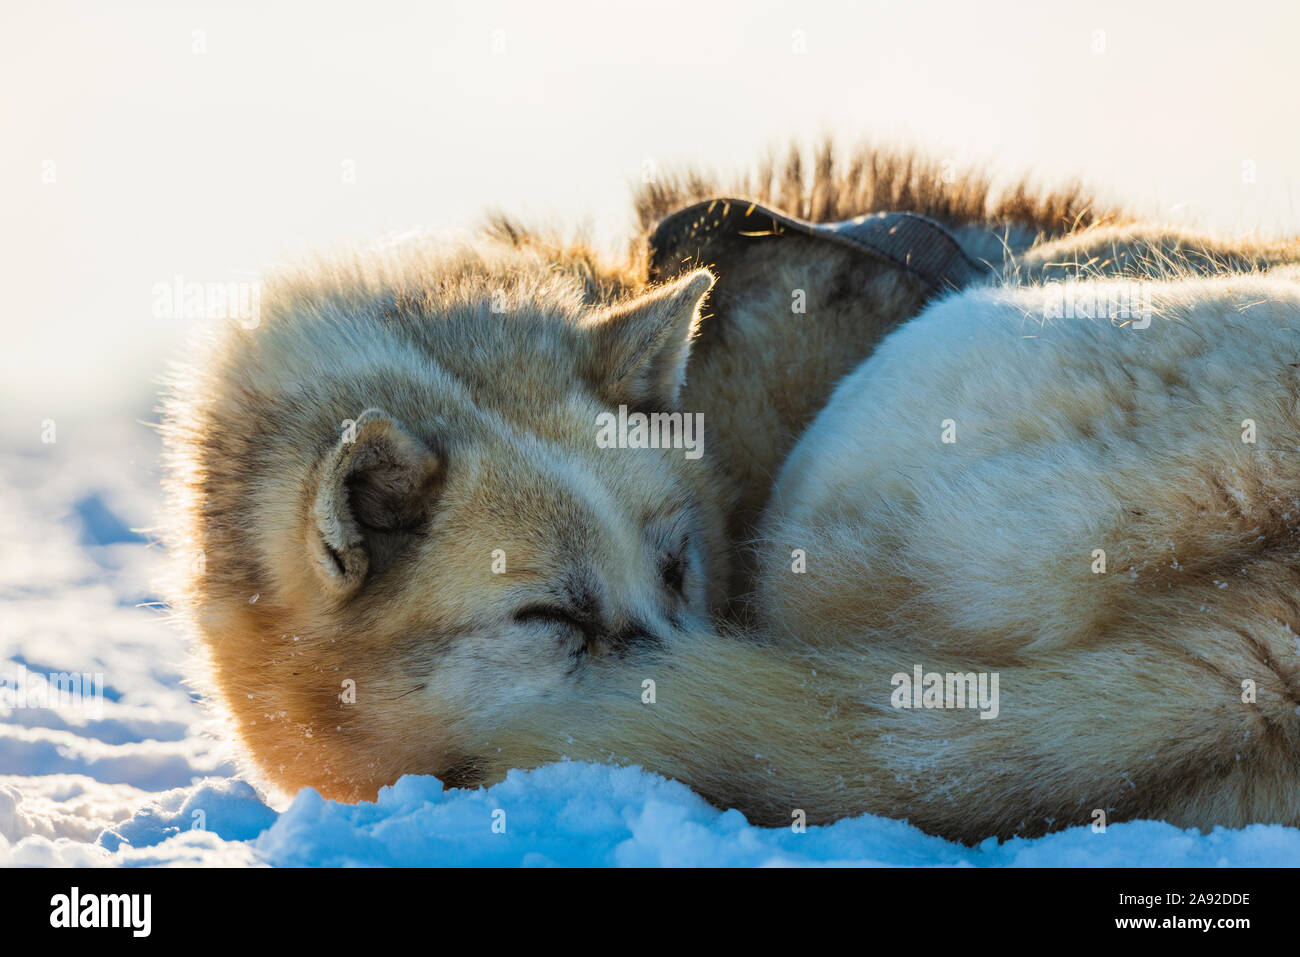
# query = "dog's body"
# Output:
<box><xmin>162</xmin><ymin>144</ymin><xmax>1300</xmax><ymax>841</ymax></box>
<box><xmin>757</xmin><ymin>274</ymin><xmax>1300</xmax><ymax>837</ymax></box>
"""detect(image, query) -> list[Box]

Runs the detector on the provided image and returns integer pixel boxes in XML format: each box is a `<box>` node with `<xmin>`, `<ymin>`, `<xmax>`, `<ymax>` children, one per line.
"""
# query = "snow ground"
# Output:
<box><xmin>1</xmin><ymin>422</ymin><xmax>1297</xmax><ymax>867</ymax></box>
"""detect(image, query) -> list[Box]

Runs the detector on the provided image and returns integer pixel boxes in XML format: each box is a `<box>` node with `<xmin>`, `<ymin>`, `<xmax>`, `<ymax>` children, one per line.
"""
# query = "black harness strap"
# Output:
<box><xmin>649</xmin><ymin>198</ymin><xmax>990</xmax><ymax>294</ymax></box>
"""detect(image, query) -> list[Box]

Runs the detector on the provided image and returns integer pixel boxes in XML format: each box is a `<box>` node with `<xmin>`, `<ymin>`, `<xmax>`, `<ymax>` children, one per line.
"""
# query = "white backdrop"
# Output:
<box><xmin>4</xmin><ymin>0</ymin><xmax>1298</xmax><ymax>432</ymax></box>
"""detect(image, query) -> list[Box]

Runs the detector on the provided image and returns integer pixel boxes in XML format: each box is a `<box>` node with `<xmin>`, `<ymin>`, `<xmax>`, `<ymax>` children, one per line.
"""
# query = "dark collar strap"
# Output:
<box><xmin>650</xmin><ymin>198</ymin><xmax>990</xmax><ymax>293</ymax></box>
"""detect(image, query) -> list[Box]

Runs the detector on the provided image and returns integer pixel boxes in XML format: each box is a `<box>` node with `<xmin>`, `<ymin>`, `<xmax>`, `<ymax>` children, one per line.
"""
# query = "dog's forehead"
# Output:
<box><xmin>441</xmin><ymin>314</ymin><xmax>583</xmax><ymax>381</ymax></box>
<box><xmin>440</xmin><ymin>427</ymin><xmax>687</xmax><ymax>561</ymax></box>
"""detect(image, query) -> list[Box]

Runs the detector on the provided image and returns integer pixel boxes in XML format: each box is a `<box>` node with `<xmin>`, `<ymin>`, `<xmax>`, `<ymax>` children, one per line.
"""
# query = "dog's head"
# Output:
<box><xmin>164</xmin><ymin>246</ymin><xmax>723</xmax><ymax>800</ymax></box>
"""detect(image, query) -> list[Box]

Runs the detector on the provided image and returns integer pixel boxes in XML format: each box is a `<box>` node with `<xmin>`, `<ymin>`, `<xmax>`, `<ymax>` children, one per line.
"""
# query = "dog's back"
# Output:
<box><xmin>757</xmin><ymin>272</ymin><xmax>1300</xmax><ymax>837</ymax></box>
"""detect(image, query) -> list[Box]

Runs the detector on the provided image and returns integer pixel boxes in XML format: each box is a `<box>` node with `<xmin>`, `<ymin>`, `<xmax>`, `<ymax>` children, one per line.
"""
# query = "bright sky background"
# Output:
<box><xmin>3</xmin><ymin>0</ymin><xmax>1299</xmax><ymax>435</ymax></box>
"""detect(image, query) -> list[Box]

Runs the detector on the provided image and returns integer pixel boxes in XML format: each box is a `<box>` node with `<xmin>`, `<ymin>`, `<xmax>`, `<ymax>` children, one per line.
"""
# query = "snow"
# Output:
<box><xmin>2</xmin><ymin>422</ymin><xmax>1297</xmax><ymax>867</ymax></box>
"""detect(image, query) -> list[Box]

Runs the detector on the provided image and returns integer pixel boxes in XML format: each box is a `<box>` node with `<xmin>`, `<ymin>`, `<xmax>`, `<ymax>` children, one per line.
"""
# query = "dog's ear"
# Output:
<box><xmin>308</xmin><ymin>409</ymin><xmax>442</xmax><ymax>598</ymax></box>
<box><xmin>583</xmin><ymin>269</ymin><xmax>714</xmax><ymax>408</ymax></box>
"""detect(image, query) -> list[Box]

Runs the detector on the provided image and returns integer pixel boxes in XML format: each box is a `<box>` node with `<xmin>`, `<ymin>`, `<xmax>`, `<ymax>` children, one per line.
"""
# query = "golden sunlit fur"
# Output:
<box><xmin>163</xmin><ymin>141</ymin><xmax>1300</xmax><ymax>842</ymax></box>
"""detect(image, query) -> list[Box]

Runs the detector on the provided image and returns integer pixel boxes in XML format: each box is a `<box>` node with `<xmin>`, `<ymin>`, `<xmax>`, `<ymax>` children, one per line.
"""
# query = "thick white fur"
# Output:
<box><xmin>770</xmin><ymin>273</ymin><xmax>1300</xmax><ymax>633</ymax></box>
<box><xmin>746</xmin><ymin>273</ymin><xmax>1300</xmax><ymax>835</ymax></box>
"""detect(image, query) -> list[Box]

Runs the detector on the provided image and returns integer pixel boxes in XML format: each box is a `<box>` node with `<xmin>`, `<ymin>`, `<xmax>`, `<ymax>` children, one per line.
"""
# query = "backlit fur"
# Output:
<box><xmin>163</xmin><ymin>142</ymin><xmax>1300</xmax><ymax>841</ymax></box>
